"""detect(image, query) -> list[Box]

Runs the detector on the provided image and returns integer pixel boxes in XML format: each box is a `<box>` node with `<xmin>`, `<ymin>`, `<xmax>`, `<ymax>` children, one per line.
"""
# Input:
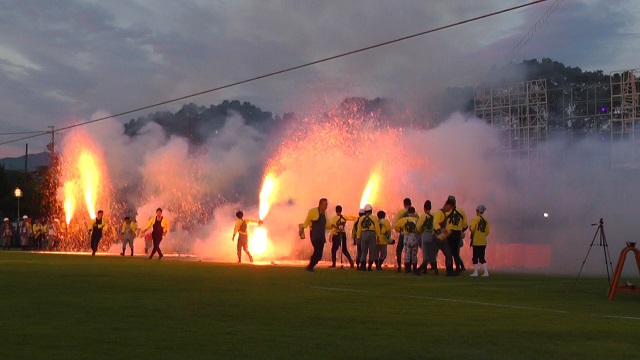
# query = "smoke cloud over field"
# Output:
<box><xmin>58</xmin><ymin>105</ymin><xmax>640</xmax><ymax>276</ymax></box>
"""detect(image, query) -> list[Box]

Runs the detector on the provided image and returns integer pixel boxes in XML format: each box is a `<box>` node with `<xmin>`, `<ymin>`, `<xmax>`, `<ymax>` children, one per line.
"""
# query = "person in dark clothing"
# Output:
<box><xmin>329</xmin><ymin>205</ymin><xmax>357</xmax><ymax>268</ymax></box>
<box><xmin>88</xmin><ymin>210</ymin><xmax>106</xmax><ymax>256</ymax></box>
<box><xmin>144</xmin><ymin>208</ymin><xmax>169</xmax><ymax>260</ymax></box>
<box><xmin>301</xmin><ymin>198</ymin><xmax>331</xmax><ymax>272</ymax></box>
<box><xmin>395</xmin><ymin>198</ymin><xmax>414</xmax><ymax>272</ymax></box>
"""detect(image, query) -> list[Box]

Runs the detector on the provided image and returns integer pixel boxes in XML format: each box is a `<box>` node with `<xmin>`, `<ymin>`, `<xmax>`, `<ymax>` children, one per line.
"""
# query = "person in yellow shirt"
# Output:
<box><xmin>445</xmin><ymin>195</ymin><xmax>468</xmax><ymax>275</ymax></box>
<box><xmin>329</xmin><ymin>205</ymin><xmax>357</xmax><ymax>269</ymax></box>
<box><xmin>120</xmin><ymin>216</ymin><xmax>137</xmax><ymax>257</ymax></box>
<box><xmin>231</xmin><ymin>210</ymin><xmax>260</xmax><ymax>263</ymax></box>
<box><xmin>357</xmin><ymin>204</ymin><xmax>381</xmax><ymax>271</ymax></box>
<box><xmin>301</xmin><ymin>198</ymin><xmax>331</xmax><ymax>272</ymax></box>
<box><xmin>469</xmin><ymin>205</ymin><xmax>491</xmax><ymax>277</ymax></box>
<box><xmin>88</xmin><ymin>210</ymin><xmax>106</xmax><ymax>256</ymax></box>
<box><xmin>394</xmin><ymin>198</ymin><xmax>413</xmax><ymax>272</ymax></box>
<box><xmin>394</xmin><ymin>206</ymin><xmax>420</xmax><ymax>274</ymax></box>
<box><xmin>376</xmin><ymin>210</ymin><xmax>392</xmax><ymax>270</ymax></box>
<box><xmin>32</xmin><ymin>218</ymin><xmax>46</xmax><ymax>251</ymax></box>
<box><xmin>352</xmin><ymin>209</ymin><xmax>365</xmax><ymax>270</ymax></box>
<box><xmin>417</xmin><ymin>200</ymin><xmax>437</xmax><ymax>274</ymax></box>
<box><xmin>143</xmin><ymin>208</ymin><xmax>169</xmax><ymax>260</ymax></box>
<box><xmin>433</xmin><ymin>198</ymin><xmax>454</xmax><ymax>275</ymax></box>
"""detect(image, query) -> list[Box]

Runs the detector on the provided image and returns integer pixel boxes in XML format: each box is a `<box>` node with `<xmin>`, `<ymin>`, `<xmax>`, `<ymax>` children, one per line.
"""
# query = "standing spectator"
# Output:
<box><xmin>47</xmin><ymin>219</ymin><xmax>60</xmax><ymax>251</ymax></box>
<box><xmin>33</xmin><ymin>218</ymin><xmax>46</xmax><ymax>251</ymax></box>
<box><xmin>20</xmin><ymin>216</ymin><xmax>32</xmax><ymax>251</ymax></box>
<box><xmin>417</xmin><ymin>200</ymin><xmax>436</xmax><ymax>274</ymax></box>
<box><xmin>2</xmin><ymin>218</ymin><xmax>12</xmax><ymax>250</ymax></box>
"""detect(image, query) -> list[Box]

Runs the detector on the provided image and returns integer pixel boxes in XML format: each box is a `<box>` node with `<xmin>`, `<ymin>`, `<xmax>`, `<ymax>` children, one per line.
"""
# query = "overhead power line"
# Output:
<box><xmin>0</xmin><ymin>0</ymin><xmax>547</xmax><ymax>147</ymax></box>
<box><xmin>511</xmin><ymin>0</ymin><xmax>561</xmax><ymax>61</ymax></box>
<box><xmin>0</xmin><ymin>130</ymin><xmax>49</xmax><ymax>136</ymax></box>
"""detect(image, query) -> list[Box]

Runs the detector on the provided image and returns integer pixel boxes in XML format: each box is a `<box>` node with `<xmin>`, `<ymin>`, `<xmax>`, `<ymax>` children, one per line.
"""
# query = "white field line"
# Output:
<box><xmin>597</xmin><ymin>314</ymin><xmax>640</xmax><ymax>321</ymax></box>
<box><xmin>310</xmin><ymin>286</ymin><xmax>639</xmax><ymax>320</ymax></box>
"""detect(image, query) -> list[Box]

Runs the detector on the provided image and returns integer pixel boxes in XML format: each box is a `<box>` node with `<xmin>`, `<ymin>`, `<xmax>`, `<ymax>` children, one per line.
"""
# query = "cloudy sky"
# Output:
<box><xmin>1</xmin><ymin>0</ymin><xmax>639</xmax><ymax>156</ymax></box>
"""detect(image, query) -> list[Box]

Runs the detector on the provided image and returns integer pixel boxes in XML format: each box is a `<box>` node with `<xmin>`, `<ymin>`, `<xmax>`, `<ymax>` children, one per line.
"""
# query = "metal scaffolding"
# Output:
<box><xmin>474</xmin><ymin>79</ymin><xmax>548</xmax><ymax>165</ymax></box>
<box><xmin>610</xmin><ymin>69</ymin><xmax>640</xmax><ymax>168</ymax></box>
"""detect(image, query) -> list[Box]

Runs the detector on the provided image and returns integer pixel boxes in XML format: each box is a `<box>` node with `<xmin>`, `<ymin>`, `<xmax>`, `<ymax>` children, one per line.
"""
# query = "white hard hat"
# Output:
<box><xmin>3</xmin><ymin>218</ymin><xmax>8</xmax><ymax>221</ymax></box>
<box><xmin>23</xmin><ymin>215</ymin><xmax>28</xmax><ymax>219</ymax></box>
<box><xmin>364</xmin><ymin>204</ymin><xmax>373</xmax><ymax>212</ymax></box>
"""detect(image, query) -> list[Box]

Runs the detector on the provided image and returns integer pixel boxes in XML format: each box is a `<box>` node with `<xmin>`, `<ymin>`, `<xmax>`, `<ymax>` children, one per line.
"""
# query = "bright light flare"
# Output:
<box><xmin>78</xmin><ymin>150</ymin><xmax>100</xmax><ymax>219</ymax></box>
<box><xmin>259</xmin><ymin>173</ymin><xmax>277</xmax><ymax>220</ymax></box>
<box><xmin>64</xmin><ymin>181</ymin><xmax>76</xmax><ymax>225</ymax></box>
<box><xmin>360</xmin><ymin>171</ymin><xmax>381</xmax><ymax>209</ymax></box>
<box><xmin>543</xmin><ymin>212</ymin><xmax>549</xmax><ymax>218</ymax></box>
<box><xmin>249</xmin><ymin>226</ymin><xmax>269</xmax><ymax>255</ymax></box>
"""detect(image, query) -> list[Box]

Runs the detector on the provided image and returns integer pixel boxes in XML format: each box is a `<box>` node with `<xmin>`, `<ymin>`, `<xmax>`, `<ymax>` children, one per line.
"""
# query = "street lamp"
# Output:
<box><xmin>14</xmin><ymin>187</ymin><xmax>23</xmax><ymax>221</ymax></box>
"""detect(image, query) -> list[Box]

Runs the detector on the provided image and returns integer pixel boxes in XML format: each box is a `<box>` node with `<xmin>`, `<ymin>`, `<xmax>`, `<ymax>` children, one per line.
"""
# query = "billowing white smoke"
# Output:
<box><xmin>78</xmin><ymin>108</ymin><xmax>638</xmax><ymax>276</ymax></box>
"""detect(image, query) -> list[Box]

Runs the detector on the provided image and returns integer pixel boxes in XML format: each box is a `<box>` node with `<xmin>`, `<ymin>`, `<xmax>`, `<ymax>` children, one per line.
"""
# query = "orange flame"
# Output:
<box><xmin>64</xmin><ymin>181</ymin><xmax>76</xmax><ymax>225</ymax></box>
<box><xmin>78</xmin><ymin>150</ymin><xmax>100</xmax><ymax>219</ymax></box>
<box><xmin>259</xmin><ymin>172</ymin><xmax>277</xmax><ymax>220</ymax></box>
<box><xmin>249</xmin><ymin>172</ymin><xmax>279</xmax><ymax>257</ymax></box>
<box><xmin>360</xmin><ymin>171</ymin><xmax>381</xmax><ymax>209</ymax></box>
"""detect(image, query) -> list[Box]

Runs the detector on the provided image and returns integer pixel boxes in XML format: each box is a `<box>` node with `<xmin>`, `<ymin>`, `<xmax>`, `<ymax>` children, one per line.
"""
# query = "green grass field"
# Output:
<box><xmin>0</xmin><ymin>252</ymin><xmax>638</xmax><ymax>360</ymax></box>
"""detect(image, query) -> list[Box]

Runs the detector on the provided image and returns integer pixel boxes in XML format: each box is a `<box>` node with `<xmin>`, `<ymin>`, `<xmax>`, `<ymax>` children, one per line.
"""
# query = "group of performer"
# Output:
<box><xmin>299</xmin><ymin>196</ymin><xmax>491</xmax><ymax>277</ymax></box>
<box><xmin>86</xmin><ymin>208</ymin><xmax>169</xmax><ymax>259</ymax></box>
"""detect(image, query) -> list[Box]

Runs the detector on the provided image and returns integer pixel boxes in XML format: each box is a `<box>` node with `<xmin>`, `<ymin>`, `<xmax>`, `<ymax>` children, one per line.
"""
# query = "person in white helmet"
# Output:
<box><xmin>469</xmin><ymin>205</ymin><xmax>491</xmax><ymax>277</ymax></box>
<box><xmin>20</xmin><ymin>215</ymin><xmax>32</xmax><ymax>251</ymax></box>
<box><xmin>352</xmin><ymin>208</ymin><xmax>366</xmax><ymax>270</ymax></box>
<box><xmin>356</xmin><ymin>204</ymin><xmax>381</xmax><ymax>271</ymax></box>
<box><xmin>2</xmin><ymin>218</ymin><xmax>12</xmax><ymax>250</ymax></box>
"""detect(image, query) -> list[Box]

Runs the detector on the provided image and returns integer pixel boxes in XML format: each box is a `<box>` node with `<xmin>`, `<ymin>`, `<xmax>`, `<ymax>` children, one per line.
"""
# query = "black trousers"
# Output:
<box><xmin>90</xmin><ymin>236</ymin><xmax>101</xmax><ymax>253</ymax></box>
<box><xmin>396</xmin><ymin>234</ymin><xmax>405</xmax><ymax>267</ymax></box>
<box><xmin>149</xmin><ymin>236</ymin><xmax>163</xmax><ymax>258</ymax></box>
<box><xmin>331</xmin><ymin>233</ymin><xmax>353</xmax><ymax>265</ymax></box>
<box><xmin>448</xmin><ymin>230</ymin><xmax>464</xmax><ymax>271</ymax></box>
<box><xmin>472</xmin><ymin>245</ymin><xmax>486</xmax><ymax>264</ymax></box>
<box><xmin>308</xmin><ymin>238</ymin><xmax>325</xmax><ymax>269</ymax></box>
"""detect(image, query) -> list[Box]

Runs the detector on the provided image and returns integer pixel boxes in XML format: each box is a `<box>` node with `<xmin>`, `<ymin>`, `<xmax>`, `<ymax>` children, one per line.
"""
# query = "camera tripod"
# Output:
<box><xmin>576</xmin><ymin>218</ymin><xmax>614</xmax><ymax>284</ymax></box>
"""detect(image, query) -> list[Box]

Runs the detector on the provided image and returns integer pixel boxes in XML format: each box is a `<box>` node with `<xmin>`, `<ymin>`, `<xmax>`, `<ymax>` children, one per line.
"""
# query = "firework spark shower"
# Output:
<box><xmin>51</xmin><ymin>105</ymin><xmax>640</xmax><ymax>274</ymax></box>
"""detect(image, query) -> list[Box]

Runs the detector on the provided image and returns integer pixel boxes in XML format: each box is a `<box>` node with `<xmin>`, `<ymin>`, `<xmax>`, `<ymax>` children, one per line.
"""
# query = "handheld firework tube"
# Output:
<box><xmin>436</xmin><ymin>229</ymin><xmax>450</xmax><ymax>242</ymax></box>
<box><xmin>298</xmin><ymin>224</ymin><xmax>305</xmax><ymax>240</ymax></box>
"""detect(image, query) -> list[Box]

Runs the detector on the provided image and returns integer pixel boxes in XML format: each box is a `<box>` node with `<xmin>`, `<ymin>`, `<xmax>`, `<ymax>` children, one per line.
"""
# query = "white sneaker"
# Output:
<box><xmin>470</xmin><ymin>272</ymin><xmax>478</xmax><ymax>277</ymax></box>
<box><xmin>482</xmin><ymin>272</ymin><xmax>489</xmax><ymax>277</ymax></box>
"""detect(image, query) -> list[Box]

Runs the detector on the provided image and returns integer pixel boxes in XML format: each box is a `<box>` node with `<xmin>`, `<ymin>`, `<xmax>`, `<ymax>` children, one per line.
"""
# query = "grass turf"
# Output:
<box><xmin>0</xmin><ymin>252</ymin><xmax>638</xmax><ymax>360</ymax></box>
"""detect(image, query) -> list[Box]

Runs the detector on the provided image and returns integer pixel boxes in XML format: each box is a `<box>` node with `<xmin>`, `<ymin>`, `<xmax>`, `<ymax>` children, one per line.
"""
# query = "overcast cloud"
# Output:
<box><xmin>1</xmin><ymin>0</ymin><xmax>639</xmax><ymax>156</ymax></box>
